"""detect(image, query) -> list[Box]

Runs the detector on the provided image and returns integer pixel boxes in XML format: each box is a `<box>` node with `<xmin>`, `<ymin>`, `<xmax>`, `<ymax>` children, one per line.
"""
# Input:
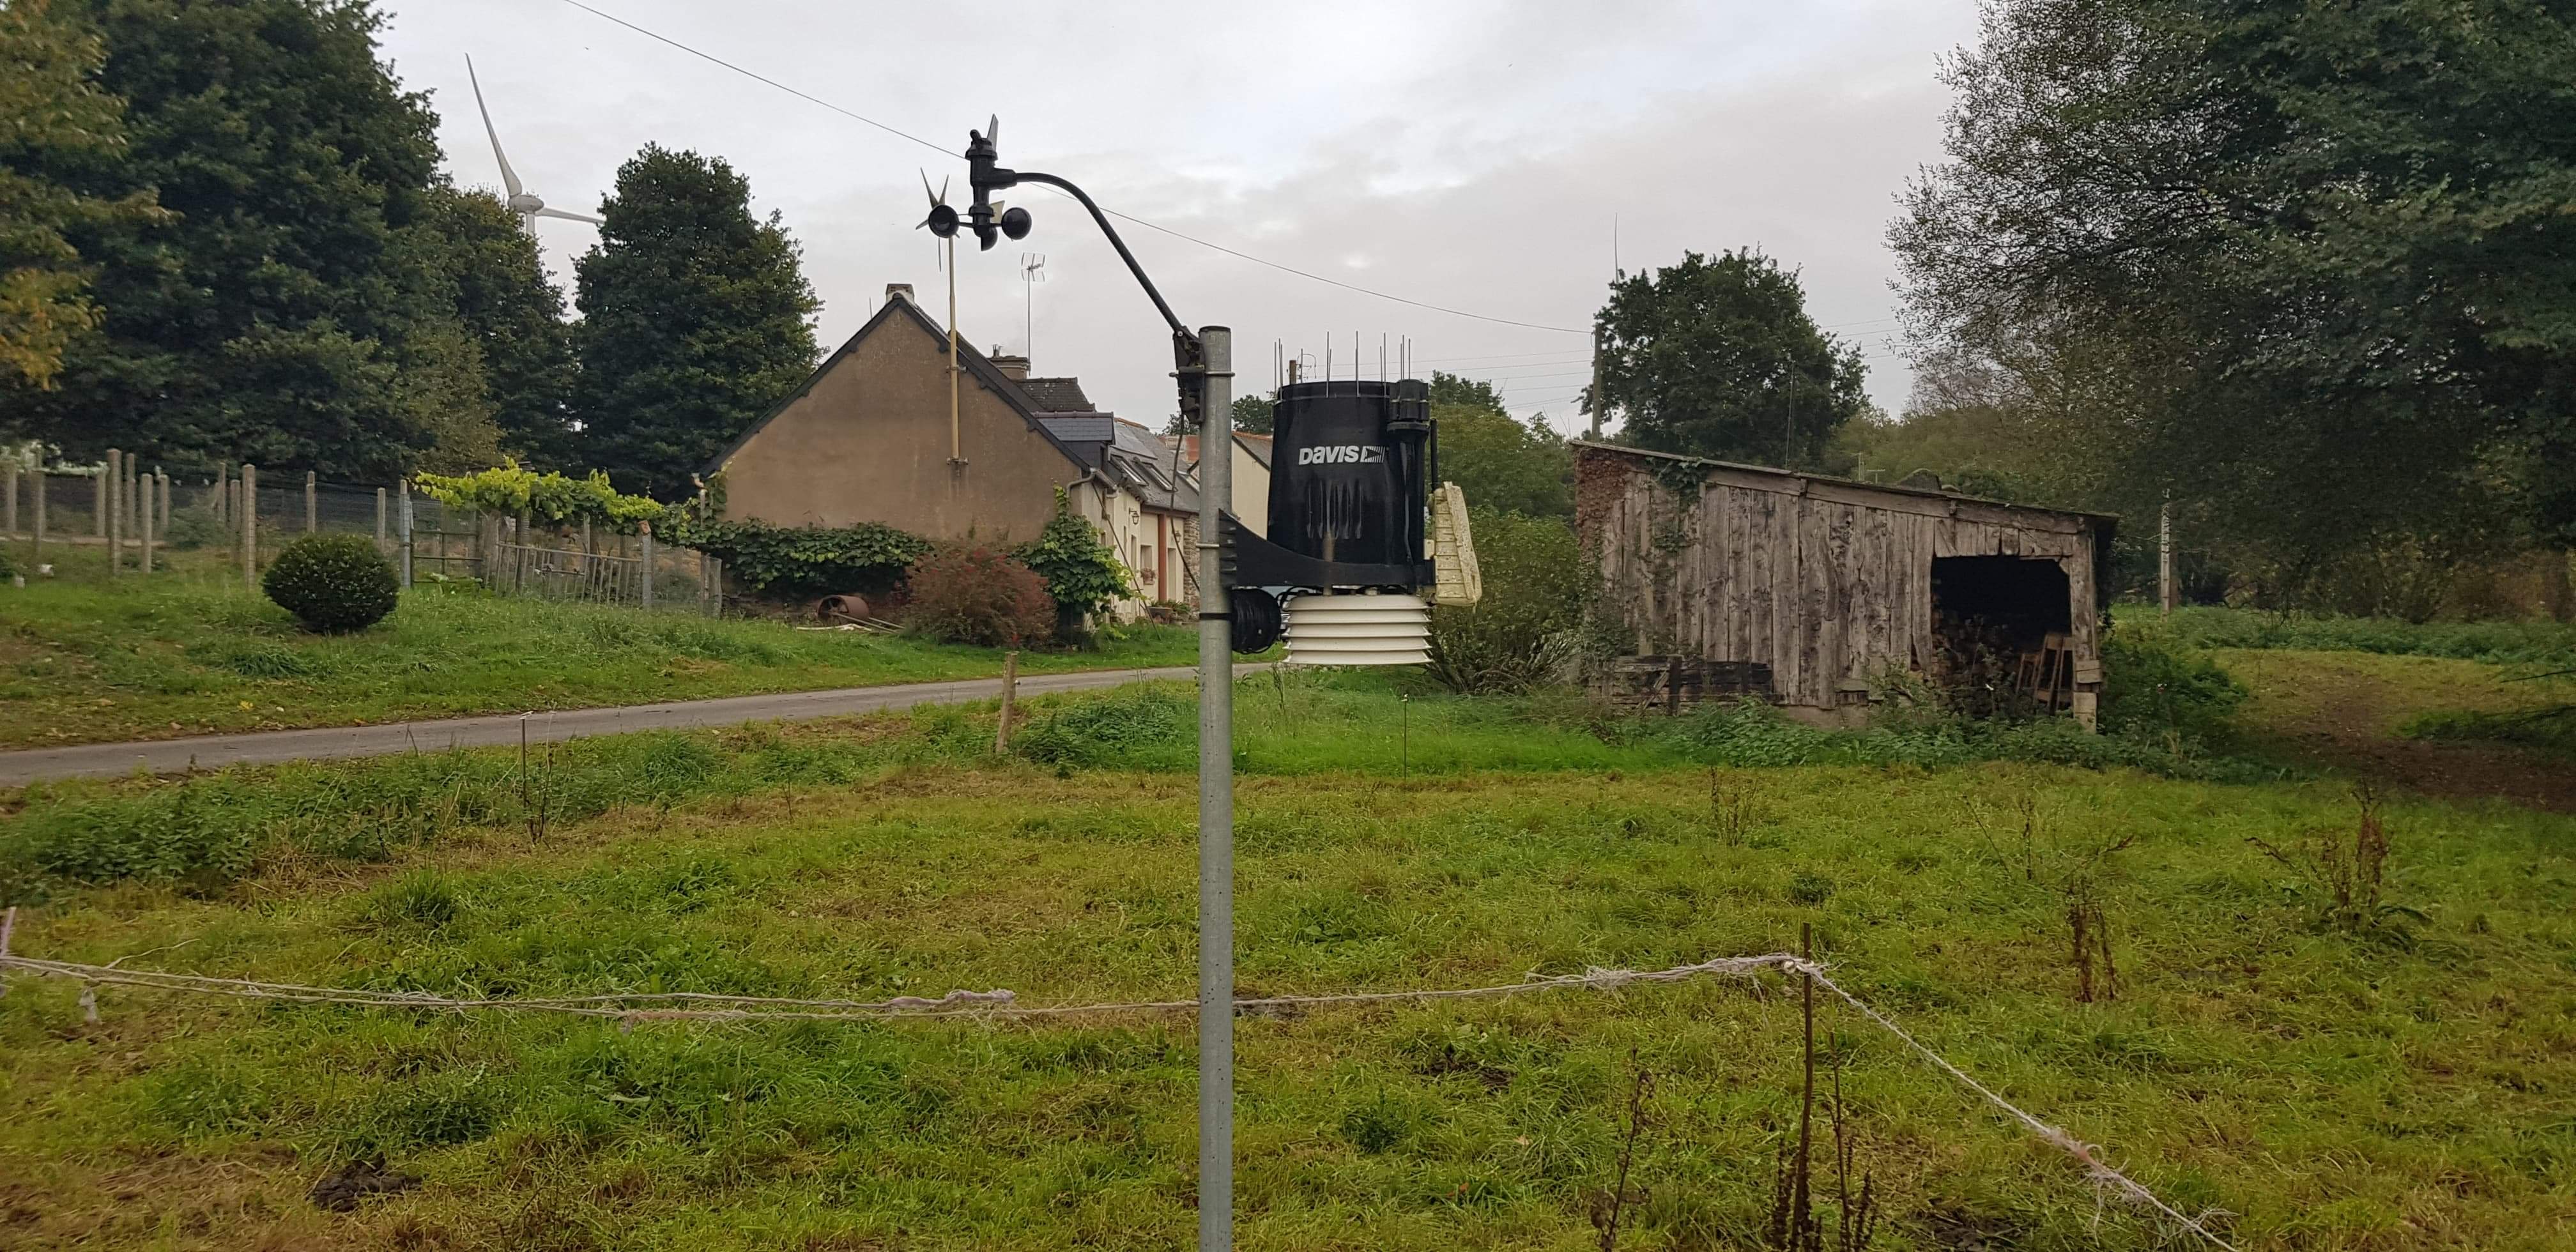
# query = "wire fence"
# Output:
<box><xmin>0</xmin><ymin>907</ymin><xmax>2234</xmax><ymax>1250</ymax></box>
<box><xmin>4</xmin><ymin>462</ymin><xmax>722</xmax><ymax>615</ymax></box>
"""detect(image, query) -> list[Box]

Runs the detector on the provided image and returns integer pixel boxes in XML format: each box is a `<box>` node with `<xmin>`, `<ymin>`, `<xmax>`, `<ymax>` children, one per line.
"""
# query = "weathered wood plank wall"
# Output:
<box><xmin>1578</xmin><ymin>447</ymin><xmax>2104</xmax><ymax>713</ymax></box>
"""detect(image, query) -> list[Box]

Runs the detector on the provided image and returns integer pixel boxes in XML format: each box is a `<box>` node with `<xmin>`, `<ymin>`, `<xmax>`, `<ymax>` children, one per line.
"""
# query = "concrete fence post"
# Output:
<box><xmin>304</xmin><ymin>471</ymin><xmax>317</xmax><ymax>533</ymax></box>
<box><xmin>32</xmin><ymin>470</ymin><xmax>47</xmax><ymax>562</ymax></box>
<box><xmin>397</xmin><ymin>484</ymin><xmax>415</xmax><ymax>588</ymax></box>
<box><xmin>213</xmin><ymin>462</ymin><xmax>229</xmax><ymax>525</ymax></box>
<box><xmin>94</xmin><ymin>455</ymin><xmax>107</xmax><ymax>538</ymax></box>
<box><xmin>126</xmin><ymin>458</ymin><xmax>141</xmax><ymax>549</ymax></box>
<box><xmin>4</xmin><ymin>466</ymin><xmax>15</xmax><ymax>537</ymax></box>
<box><xmin>140</xmin><ymin>468</ymin><xmax>155</xmax><ymax>574</ymax></box>
<box><xmin>105</xmin><ymin>449</ymin><xmax>122</xmax><ymax>575</ymax></box>
<box><xmin>375</xmin><ymin>487</ymin><xmax>388</xmax><ymax>551</ymax></box>
<box><xmin>240</xmin><ymin>463</ymin><xmax>257</xmax><ymax>585</ymax></box>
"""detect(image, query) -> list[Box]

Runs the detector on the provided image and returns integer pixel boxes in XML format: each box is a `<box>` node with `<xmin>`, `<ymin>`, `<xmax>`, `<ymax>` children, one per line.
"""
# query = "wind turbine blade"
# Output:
<box><xmin>465</xmin><ymin>56</ymin><xmax>522</xmax><ymax>199</ymax></box>
<box><xmin>533</xmin><ymin>207</ymin><xmax>604</xmax><ymax>225</ymax></box>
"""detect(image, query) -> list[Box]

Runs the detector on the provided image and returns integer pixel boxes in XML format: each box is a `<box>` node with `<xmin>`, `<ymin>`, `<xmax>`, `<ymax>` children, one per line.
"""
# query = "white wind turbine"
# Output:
<box><xmin>466</xmin><ymin>56</ymin><xmax>604</xmax><ymax>233</ymax></box>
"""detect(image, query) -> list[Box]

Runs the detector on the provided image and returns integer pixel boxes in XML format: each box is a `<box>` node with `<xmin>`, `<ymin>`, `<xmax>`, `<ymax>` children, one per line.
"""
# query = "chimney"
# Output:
<box><xmin>884</xmin><ymin>282</ymin><xmax>914</xmax><ymax>304</ymax></box>
<box><xmin>989</xmin><ymin>349</ymin><xmax>1031</xmax><ymax>381</ymax></box>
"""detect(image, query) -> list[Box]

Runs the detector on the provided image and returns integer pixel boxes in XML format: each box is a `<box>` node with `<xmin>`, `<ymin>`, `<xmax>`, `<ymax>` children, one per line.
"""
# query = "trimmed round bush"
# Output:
<box><xmin>263</xmin><ymin>534</ymin><xmax>400</xmax><ymax>632</ymax></box>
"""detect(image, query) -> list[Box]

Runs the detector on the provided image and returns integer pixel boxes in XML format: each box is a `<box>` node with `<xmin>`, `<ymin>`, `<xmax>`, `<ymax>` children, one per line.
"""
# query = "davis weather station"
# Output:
<box><xmin>921</xmin><ymin>118</ymin><xmax>1478</xmax><ymax>1251</ymax></box>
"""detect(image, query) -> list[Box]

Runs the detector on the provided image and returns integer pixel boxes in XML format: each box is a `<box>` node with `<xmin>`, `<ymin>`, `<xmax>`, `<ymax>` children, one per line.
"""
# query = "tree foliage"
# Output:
<box><xmin>424</xmin><ymin>187</ymin><xmax>574</xmax><ymax>467</ymax></box>
<box><xmin>0</xmin><ymin>0</ymin><xmax>161</xmax><ymax>390</ymax></box>
<box><xmin>11</xmin><ymin>0</ymin><xmax>451</xmax><ymax>478</ymax></box>
<box><xmin>1893</xmin><ymin>0</ymin><xmax>2576</xmax><ymax>595</ymax></box>
<box><xmin>1596</xmin><ymin>249</ymin><xmax>1867</xmax><ymax>468</ymax></box>
<box><xmin>1229</xmin><ymin>393</ymin><xmax>1272</xmax><ymax>435</ymax></box>
<box><xmin>1426</xmin><ymin>510</ymin><xmax>1590</xmax><ymax>694</ymax></box>
<box><xmin>571</xmin><ymin>145</ymin><xmax>819</xmax><ymax>498</ymax></box>
<box><xmin>1424</xmin><ymin>372</ymin><xmax>1571</xmax><ymax>520</ymax></box>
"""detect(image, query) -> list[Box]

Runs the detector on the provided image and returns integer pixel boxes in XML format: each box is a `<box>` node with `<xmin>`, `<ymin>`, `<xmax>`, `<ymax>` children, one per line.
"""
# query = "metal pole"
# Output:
<box><xmin>1589</xmin><ymin>327</ymin><xmax>1605</xmax><ymax>439</ymax></box>
<box><xmin>1193</xmin><ymin>324</ymin><xmax>1235</xmax><ymax>1252</ymax></box>
<box><xmin>2159</xmin><ymin>498</ymin><xmax>2175</xmax><ymax>616</ymax></box>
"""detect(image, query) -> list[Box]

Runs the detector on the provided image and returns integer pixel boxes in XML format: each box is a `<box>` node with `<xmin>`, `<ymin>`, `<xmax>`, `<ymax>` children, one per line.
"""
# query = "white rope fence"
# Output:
<box><xmin>0</xmin><ymin>910</ymin><xmax>2234</xmax><ymax>1249</ymax></box>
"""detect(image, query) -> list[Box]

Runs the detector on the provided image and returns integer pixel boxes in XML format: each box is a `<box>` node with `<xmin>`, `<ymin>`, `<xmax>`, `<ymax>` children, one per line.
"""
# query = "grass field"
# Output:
<box><xmin>0</xmin><ymin>552</ymin><xmax>1195</xmax><ymax>749</ymax></box>
<box><xmin>2</xmin><ymin>660</ymin><xmax>2571</xmax><ymax>1249</ymax></box>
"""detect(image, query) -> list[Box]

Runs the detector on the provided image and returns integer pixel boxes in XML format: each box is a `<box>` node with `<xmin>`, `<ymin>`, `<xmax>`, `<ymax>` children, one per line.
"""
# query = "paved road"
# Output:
<box><xmin>0</xmin><ymin>664</ymin><xmax>1215</xmax><ymax>784</ymax></box>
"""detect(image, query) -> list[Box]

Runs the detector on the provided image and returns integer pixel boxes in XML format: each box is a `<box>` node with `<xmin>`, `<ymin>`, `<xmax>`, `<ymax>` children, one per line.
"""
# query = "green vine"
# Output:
<box><xmin>659</xmin><ymin>515</ymin><xmax>932</xmax><ymax>599</ymax></box>
<box><xmin>413</xmin><ymin>461</ymin><xmax>668</xmax><ymax>531</ymax></box>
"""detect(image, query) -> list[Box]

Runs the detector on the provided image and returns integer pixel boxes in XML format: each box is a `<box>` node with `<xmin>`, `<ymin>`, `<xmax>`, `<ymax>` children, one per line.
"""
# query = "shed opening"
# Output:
<box><xmin>1931</xmin><ymin>556</ymin><xmax>2073</xmax><ymax>714</ymax></box>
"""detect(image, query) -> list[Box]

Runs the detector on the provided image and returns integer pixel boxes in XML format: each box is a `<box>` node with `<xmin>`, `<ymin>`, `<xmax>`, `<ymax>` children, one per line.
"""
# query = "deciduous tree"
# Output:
<box><xmin>0</xmin><ymin>0</ymin><xmax>159</xmax><ymax>391</ymax></box>
<box><xmin>1595</xmin><ymin>249</ymin><xmax>1866</xmax><ymax>468</ymax></box>
<box><xmin>13</xmin><ymin>0</ymin><xmax>448</xmax><ymax>478</ymax></box>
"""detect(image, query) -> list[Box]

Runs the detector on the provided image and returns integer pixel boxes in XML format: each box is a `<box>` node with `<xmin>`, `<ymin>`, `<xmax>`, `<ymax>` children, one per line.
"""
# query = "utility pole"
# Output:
<box><xmin>1588</xmin><ymin>327</ymin><xmax>1605</xmax><ymax>439</ymax></box>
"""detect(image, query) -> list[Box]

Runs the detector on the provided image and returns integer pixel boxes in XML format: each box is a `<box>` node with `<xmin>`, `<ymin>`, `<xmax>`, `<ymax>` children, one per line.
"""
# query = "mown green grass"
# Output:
<box><xmin>0</xmin><ymin>670</ymin><xmax>2271</xmax><ymax>906</ymax></box>
<box><xmin>1</xmin><ymin>668</ymin><xmax>2571</xmax><ymax>1249</ymax></box>
<box><xmin>0</xmin><ymin>553</ymin><xmax>1195</xmax><ymax>748</ymax></box>
<box><xmin>2165</xmin><ymin>604</ymin><xmax>2576</xmax><ymax>668</ymax></box>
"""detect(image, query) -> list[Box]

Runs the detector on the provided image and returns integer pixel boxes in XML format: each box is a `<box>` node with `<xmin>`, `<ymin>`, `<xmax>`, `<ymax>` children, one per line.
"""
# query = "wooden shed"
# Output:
<box><xmin>1574</xmin><ymin>441</ymin><xmax>2117</xmax><ymax>726</ymax></box>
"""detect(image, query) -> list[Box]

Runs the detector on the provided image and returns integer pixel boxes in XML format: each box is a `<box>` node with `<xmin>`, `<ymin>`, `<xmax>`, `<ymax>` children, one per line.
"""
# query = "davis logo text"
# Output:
<box><xmin>1296</xmin><ymin>445</ymin><xmax>1388</xmax><ymax>466</ymax></box>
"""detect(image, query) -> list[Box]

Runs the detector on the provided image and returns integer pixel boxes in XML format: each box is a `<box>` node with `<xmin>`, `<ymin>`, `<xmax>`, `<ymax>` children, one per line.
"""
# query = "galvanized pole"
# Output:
<box><xmin>1193</xmin><ymin>325</ymin><xmax>1235</xmax><ymax>1252</ymax></box>
<box><xmin>2158</xmin><ymin>498</ymin><xmax>2175</xmax><ymax>616</ymax></box>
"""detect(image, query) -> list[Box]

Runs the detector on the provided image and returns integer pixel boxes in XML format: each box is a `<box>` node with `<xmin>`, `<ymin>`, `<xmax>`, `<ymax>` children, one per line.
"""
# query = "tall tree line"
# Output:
<box><xmin>0</xmin><ymin>0</ymin><xmax>817</xmax><ymax>496</ymax></box>
<box><xmin>1889</xmin><ymin>0</ymin><xmax>2576</xmax><ymax>615</ymax></box>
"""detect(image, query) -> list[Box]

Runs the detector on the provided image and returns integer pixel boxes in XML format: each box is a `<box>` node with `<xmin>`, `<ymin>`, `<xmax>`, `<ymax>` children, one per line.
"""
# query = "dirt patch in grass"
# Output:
<box><xmin>2221</xmin><ymin>648</ymin><xmax>2576</xmax><ymax>812</ymax></box>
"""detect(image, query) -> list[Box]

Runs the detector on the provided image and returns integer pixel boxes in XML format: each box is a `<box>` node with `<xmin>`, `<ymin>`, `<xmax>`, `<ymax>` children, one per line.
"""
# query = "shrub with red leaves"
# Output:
<box><xmin>902</xmin><ymin>543</ymin><xmax>1057</xmax><ymax>648</ymax></box>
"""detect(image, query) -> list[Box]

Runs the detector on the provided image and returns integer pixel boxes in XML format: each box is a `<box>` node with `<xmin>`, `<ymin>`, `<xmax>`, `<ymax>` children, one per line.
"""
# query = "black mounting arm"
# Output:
<box><xmin>961</xmin><ymin>123</ymin><xmax>1208</xmax><ymax>425</ymax></box>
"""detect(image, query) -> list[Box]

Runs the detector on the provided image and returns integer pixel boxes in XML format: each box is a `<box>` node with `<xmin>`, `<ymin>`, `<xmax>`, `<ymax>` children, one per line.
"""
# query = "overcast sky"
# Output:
<box><xmin>378</xmin><ymin>0</ymin><xmax>1977</xmax><ymax>432</ymax></box>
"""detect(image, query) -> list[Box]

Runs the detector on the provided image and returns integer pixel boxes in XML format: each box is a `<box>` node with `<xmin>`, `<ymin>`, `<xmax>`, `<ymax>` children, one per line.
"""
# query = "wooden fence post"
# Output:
<box><xmin>4</xmin><ymin>466</ymin><xmax>15</xmax><ymax>538</ymax></box>
<box><xmin>213</xmin><ymin>462</ymin><xmax>229</xmax><ymax>524</ymax></box>
<box><xmin>375</xmin><ymin>487</ymin><xmax>388</xmax><ymax>551</ymax></box>
<box><xmin>994</xmin><ymin>651</ymin><xmax>1019</xmax><ymax>754</ymax></box>
<box><xmin>710</xmin><ymin>557</ymin><xmax>724</xmax><ymax>618</ymax></box>
<box><xmin>126</xmin><ymin>458</ymin><xmax>141</xmax><ymax>551</ymax></box>
<box><xmin>94</xmin><ymin>453</ymin><xmax>108</xmax><ymax>539</ymax></box>
<box><xmin>303</xmin><ymin>471</ymin><xmax>317</xmax><ymax>533</ymax></box>
<box><xmin>32</xmin><ymin>470</ymin><xmax>46</xmax><ymax>563</ymax></box>
<box><xmin>139</xmin><ymin>467</ymin><xmax>154</xmax><ymax>574</ymax></box>
<box><xmin>639</xmin><ymin>523</ymin><xmax>656</xmax><ymax>610</ymax></box>
<box><xmin>240</xmin><ymin>463</ymin><xmax>257</xmax><ymax>585</ymax></box>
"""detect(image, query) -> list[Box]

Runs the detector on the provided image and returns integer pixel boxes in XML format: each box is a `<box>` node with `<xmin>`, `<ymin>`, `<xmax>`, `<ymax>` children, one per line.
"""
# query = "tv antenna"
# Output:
<box><xmin>1020</xmin><ymin>252</ymin><xmax>1046</xmax><ymax>356</ymax></box>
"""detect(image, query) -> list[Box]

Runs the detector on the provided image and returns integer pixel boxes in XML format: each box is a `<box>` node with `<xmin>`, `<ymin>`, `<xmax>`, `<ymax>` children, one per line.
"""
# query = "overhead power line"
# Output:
<box><xmin>556</xmin><ymin>0</ymin><xmax>1588</xmax><ymax>335</ymax></box>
